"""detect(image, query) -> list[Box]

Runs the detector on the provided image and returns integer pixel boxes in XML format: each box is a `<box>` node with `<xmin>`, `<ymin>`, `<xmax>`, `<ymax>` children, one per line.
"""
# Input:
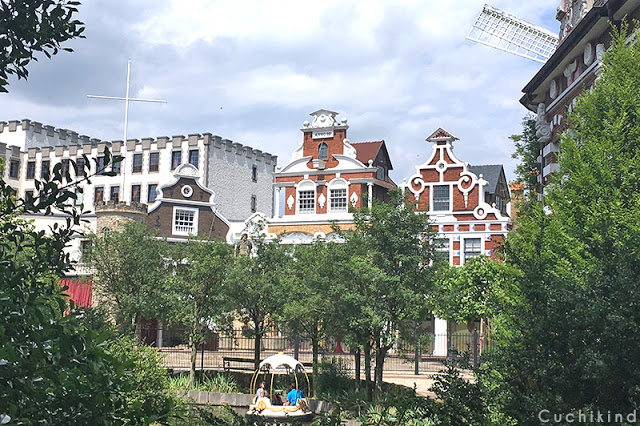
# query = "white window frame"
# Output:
<box><xmin>318</xmin><ymin>142</ymin><xmax>328</xmax><ymax>160</ymax></box>
<box><xmin>296</xmin><ymin>180</ymin><xmax>316</xmax><ymax>215</ymax></box>
<box><xmin>463</xmin><ymin>237</ymin><xmax>482</xmax><ymax>262</ymax></box>
<box><xmin>435</xmin><ymin>237</ymin><xmax>451</xmax><ymax>264</ymax></box>
<box><xmin>431</xmin><ymin>184</ymin><xmax>451</xmax><ymax>212</ymax></box>
<box><xmin>172</xmin><ymin>206</ymin><xmax>199</xmax><ymax>236</ymax></box>
<box><xmin>328</xmin><ymin>178</ymin><xmax>349</xmax><ymax>213</ymax></box>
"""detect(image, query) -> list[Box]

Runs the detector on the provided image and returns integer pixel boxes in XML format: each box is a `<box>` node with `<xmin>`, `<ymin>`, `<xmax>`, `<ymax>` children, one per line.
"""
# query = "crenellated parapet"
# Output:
<box><xmin>0</xmin><ymin>119</ymin><xmax>277</xmax><ymax>165</ymax></box>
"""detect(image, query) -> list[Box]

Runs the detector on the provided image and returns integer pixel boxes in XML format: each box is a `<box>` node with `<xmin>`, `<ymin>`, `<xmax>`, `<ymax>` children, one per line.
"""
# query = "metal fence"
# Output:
<box><xmin>140</xmin><ymin>326</ymin><xmax>491</xmax><ymax>375</ymax></box>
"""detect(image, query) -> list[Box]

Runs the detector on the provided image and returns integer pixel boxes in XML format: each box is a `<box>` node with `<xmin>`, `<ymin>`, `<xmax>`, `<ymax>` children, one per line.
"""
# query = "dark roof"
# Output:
<box><xmin>352</xmin><ymin>141</ymin><xmax>394</xmax><ymax>170</ymax></box>
<box><xmin>352</xmin><ymin>141</ymin><xmax>383</xmax><ymax>165</ymax></box>
<box><xmin>351</xmin><ymin>140</ymin><xmax>396</xmax><ymax>187</ymax></box>
<box><xmin>469</xmin><ymin>165</ymin><xmax>504</xmax><ymax>194</ymax></box>
<box><xmin>520</xmin><ymin>0</ymin><xmax>613</xmax><ymax>110</ymax></box>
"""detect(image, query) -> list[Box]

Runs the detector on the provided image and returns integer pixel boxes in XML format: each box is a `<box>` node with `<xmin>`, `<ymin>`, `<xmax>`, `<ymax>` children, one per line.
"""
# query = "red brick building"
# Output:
<box><xmin>263</xmin><ymin>109</ymin><xmax>395</xmax><ymax>242</ymax></box>
<box><xmin>403</xmin><ymin>128</ymin><xmax>512</xmax><ymax>354</ymax></box>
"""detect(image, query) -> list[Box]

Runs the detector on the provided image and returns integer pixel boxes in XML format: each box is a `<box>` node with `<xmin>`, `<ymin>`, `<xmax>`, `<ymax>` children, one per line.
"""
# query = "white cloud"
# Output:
<box><xmin>1</xmin><ymin>0</ymin><xmax>566</xmax><ymax>186</ymax></box>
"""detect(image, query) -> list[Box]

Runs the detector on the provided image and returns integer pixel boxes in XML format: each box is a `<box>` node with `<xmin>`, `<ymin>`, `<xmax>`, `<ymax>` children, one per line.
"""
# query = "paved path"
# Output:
<box><xmin>383</xmin><ymin>371</ymin><xmax>474</xmax><ymax>397</ymax></box>
<box><xmin>383</xmin><ymin>373</ymin><xmax>438</xmax><ymax>397</ymax></box>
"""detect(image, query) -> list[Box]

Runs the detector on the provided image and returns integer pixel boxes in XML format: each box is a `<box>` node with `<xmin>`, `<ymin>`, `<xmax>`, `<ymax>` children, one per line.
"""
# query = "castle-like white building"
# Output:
<box><xmin>0</xmin><ymin>119</ymin><xmax>277</xmax><ymax>266</ymax></box>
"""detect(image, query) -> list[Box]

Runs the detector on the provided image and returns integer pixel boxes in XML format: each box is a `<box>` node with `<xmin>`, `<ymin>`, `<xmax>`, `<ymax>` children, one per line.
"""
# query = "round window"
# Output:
<box><xmin>181</xmin><ymin>185</ymin><xmax>193</xmax><ymax>198</ymax></box>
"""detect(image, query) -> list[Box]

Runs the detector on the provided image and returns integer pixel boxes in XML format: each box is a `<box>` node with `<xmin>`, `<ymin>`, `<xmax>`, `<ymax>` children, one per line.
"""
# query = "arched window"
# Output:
<box><xmin>297</xmin><ymin>180</ymin><xmax>316</xmax><ymax>214</ymax></box>
<box><xmin>318</xmin><ymin>143</ymin><xmax>328</xmax><ymax>160</ymax></box>
<box><xmin>328</xmin><ymin>178</ymin><xmax>348</xmax><ymax>213</ymax></box>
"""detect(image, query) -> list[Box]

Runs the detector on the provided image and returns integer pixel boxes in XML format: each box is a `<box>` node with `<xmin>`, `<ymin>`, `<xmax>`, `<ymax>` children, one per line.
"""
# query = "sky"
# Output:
<box><xmin>1</xmin><ymin>0</ymin><xmax>561</xmax><ymax>184</ymax></box>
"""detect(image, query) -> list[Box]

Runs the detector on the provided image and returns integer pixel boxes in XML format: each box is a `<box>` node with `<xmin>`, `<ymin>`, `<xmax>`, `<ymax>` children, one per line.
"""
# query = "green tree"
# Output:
<box><xmin>510</xmin><ymin>116</ymin><xmax>541</xmax><ymax>200</ymax></box>
<box><xmin>0</xmin><ymin>152</ymin><xmax>131</xmax><ymax>423</ymax></box>
<box><xmin>224</xmin><ymin>233</ymin><xmax>289</xmax><ymax>370</ymax></box>
<box><xmin>337</xmin><ymin>190</ymin><xmax>436</xmax><ymax>399</ymax></box>
<box><xmin>432</xmin><ymin>256</ymin><xmax>520</xmax><ymax>339</ymax></box>
<box><xmin>170</xmin><ymin>238</ymin><xmax>231</xmax><ymax>389</ymax></box>
<box><xmin>490</xmin><ymin>21</ymin><xmax>640</xmax><ymax>422</ymax></box>
<box><xmin>0</xmin><ymin>0</ymin><xmax>85</xmax><ymax>92</ymax></box>
<box><xmin>282</xmin><ymin>242</ymin><xmax>342</xmax><ymax>397</ymax></box>
<box><xmin>86</xmin><ymin>221</ymin><xmax>171</xmax><ymax>335</ymax></box>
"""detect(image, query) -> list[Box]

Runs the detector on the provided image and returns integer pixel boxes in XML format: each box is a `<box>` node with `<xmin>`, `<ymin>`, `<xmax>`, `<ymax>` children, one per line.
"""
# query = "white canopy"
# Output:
<box><xmin>259</xmin><ymin>354</ymin><xmax>304</xmax><ymax>371</ymax></box>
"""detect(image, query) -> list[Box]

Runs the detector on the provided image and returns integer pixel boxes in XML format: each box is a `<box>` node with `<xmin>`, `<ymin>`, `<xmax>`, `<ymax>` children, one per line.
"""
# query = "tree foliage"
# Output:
<box><xmin>510</xmin><ymin>117</ymin><xmax>541</xmax><ymax>197</ymax></box>
<box><xmin>336</xmin><ymin>190</ymin><xmax>436</xmax><ymax>399</ymax></box>
<box><xmin>0</xmin><ymin>0</ymin><xmax>85</xmax><ymax>92</ymax></box>
<box><xmin>432</xmin><ymin>256</ymin><xmax>520</xmax><ymax>330</ymax></box>
<box><xmin>282</xmin><ymin>242</ymin><xmax>343</xmax><ymax>396</ymax></box>
<box><xmin>87</xmin><ymin>221</ymin><xmax>171</xmax><ymax>335</ymax></box>
<box><xmin>223</xmin><ymin>231</ymin><xmax>290</xmax><ymax>370</ymax></box>
<box><xmin>0</xmin><ymin>151</ymin><xmax>140</xmax><ymax>423</ymax></box>
<box><xmin>488</xmin><ymin>21</ymin><xmax>640</xmax><ymax>422</ymax></box>
<box><xmin>170</xmin><ymin>238</ymin><xmax>232</xmax><ymax>389</ymax></box>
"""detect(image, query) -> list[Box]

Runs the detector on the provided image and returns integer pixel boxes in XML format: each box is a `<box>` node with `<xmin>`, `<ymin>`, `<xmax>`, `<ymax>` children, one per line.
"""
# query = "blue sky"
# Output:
<box><xmin>2</xmin><ymin>0</ymin><xmax>561</xmax><ymax>184</ymax></box>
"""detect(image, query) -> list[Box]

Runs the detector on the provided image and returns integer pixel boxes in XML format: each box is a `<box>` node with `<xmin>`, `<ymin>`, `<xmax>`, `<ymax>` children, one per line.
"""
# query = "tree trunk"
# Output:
<box><xmin>311</xmin><ymin>334</ymin><xmax>319</xmax><ymax>398</ymax></box>
<box><xmin>374</xmin><ymin>347</ymin><xmax>387</xmax><ymax>399</ymax></box>
<box><xmin>132</xmin><ymin>313</ymin><xmax>140</xmax><ymax>340</ymax></box>
<box><xmin>254</xmin><ymin>327</ymin><xmax>262</xmax><ymax>371</ymax></box>
<box><xmin>189</xmin><ymin>333</ymin><xmax>198</xmax><ymax>389</ymax></box>
<box><xmin>479</xmin><ymin>318</ymin><xmax>485</xmax><ymax>356</ymax></box>
<box><xmin>354</xmin><ymin>348</ymin><xmax>361</xmax><ymax>391</ymax></box>
<box><xmin>364</xmin><ymin>341</ymin><xmax>372</xmax><ymax>402</ymax></box>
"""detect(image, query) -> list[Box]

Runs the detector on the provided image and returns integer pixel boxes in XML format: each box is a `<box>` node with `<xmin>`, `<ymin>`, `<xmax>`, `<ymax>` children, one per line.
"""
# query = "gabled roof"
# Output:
<box><xmin>351</xmin><ymin>141</ymin><xmax>396</xmax><ymax>187</ymax></box>
<box><xmin>351</xmin><ymin>140</ymin><xmax>393</xmax><ymax>171</ymax></box>
<box><xmin>352</xmin><ymin>141</ymin><xmax>382</xmax><ymax>164</ymax></box>
<box><xmin>469</xmin><ymin>164</ymin><xmax>505</xmax><ymax>194</ymax></box>
<box><xmin>426</xmin><ymin>127</ymin><xmax>459</xmax><ymax>143</ymax></box>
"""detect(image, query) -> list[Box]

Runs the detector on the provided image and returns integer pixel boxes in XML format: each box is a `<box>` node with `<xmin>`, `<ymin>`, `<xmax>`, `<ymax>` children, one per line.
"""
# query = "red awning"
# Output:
<box><xmin>60</xmin><ymin>279</ymin><xmax>93</xmax><ymax>308</ymax></box>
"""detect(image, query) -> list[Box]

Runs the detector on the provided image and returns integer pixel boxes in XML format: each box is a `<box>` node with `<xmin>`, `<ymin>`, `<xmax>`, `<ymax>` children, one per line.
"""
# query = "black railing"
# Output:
<box><xmin>140</xmin><ymin>326</ymin><xmax>491</xmax><ymax>375</ymax></box>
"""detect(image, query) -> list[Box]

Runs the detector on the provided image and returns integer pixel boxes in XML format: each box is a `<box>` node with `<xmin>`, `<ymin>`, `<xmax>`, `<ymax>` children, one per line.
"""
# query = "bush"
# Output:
<box><xmin>168</xmin><ymin>372</ymin><xmax>239</xmax><ymax>393</ymax></box>
<box><xmin>108</xmin><ymin>336</ymin><xmax>179</xmax><ymax>423</ymax></box>
<box><xmin>316</xmin><ymin>357</ymin><xmax>353</xmax><ymax>398</ymax></box>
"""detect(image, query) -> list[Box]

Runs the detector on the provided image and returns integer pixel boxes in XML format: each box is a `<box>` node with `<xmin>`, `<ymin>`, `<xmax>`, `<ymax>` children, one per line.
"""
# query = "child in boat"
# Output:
<box><xmin>255</xmin><ymin>381</ymin><xmax>268</xmax><ymax>401</ymax></box>
<box><xmin>271</xmin><ymin>392</ymin><xmax>283</xmax><ymax>405</ymax></box>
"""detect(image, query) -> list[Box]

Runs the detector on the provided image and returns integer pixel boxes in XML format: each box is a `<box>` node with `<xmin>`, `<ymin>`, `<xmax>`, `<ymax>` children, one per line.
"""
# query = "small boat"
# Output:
<box><xmin>247</xmin><ymin>353</ymin><xmax>314</xmax><ymax>421</ymax></box>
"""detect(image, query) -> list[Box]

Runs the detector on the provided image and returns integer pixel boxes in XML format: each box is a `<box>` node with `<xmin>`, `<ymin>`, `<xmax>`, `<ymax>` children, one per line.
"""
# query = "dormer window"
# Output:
<box><xmin>318</xmin><ymin>143</ymin><xmax>328</xmax><ymax>160</ymax></box>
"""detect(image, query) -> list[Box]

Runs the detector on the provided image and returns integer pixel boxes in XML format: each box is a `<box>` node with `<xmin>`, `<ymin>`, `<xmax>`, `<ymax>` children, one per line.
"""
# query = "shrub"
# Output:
<box><xmin>316</xmin><ymin>357</ymin><xmax>353</xmax><ymax>398</ymax></box>
<box><xmin>168</xmin><ymin>372</ymin><xmax>239</xmax><ymax>393</ymax></box>
<box><xmin>108</xmin><ymin>336</ymin><xmax>178</xmax><ymax>423</ymax></box>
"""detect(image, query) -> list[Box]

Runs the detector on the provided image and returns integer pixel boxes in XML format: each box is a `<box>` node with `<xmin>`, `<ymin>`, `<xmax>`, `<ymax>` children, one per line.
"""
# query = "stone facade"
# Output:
<box><xmin>0</xmin><ymin>119</ymin><xmax>268</xmax><ymax>274</ymax></box>
<box><xmin>521</xmin><ymin>0</ymin><xmax>640</xmax><ymax>190</ymax></box>
<box><xmin>0</xmin><ymin>119</ymin><xmax>276</xmax><ymax>221</ymax></box>
<box><xmin>95</xmin><ymin>202</ymin><xmax>147</xmax><ymax>233</ymax></box>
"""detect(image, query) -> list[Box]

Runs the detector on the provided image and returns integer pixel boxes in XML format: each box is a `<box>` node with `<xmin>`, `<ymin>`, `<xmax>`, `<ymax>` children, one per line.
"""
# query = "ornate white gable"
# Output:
<box><xmin>426</xmin><ymin>127</ymin><xmax>459</xmax><ymax>143</ymax></box>
<box><xmin>174</xmin><ymin>163</ymin><xmax>200</xmax><ymax>178</ymax></box>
